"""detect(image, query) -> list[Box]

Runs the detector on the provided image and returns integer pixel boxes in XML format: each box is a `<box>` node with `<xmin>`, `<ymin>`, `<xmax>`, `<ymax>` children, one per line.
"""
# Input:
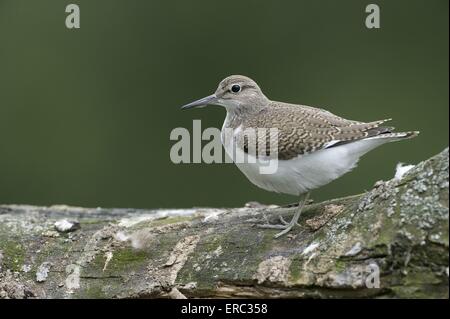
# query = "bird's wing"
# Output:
<box><xmin>241</xmin><ymin>103</ymin><xmax>395</xmax><ymax>160</ymax></box>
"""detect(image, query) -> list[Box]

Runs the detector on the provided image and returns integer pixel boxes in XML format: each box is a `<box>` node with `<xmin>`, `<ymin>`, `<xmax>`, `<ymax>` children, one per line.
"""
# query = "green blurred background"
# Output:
<box><xmin>0</xmin><ymin>0</ymin><xmax>448</xmax><ymax>208</ymax></box>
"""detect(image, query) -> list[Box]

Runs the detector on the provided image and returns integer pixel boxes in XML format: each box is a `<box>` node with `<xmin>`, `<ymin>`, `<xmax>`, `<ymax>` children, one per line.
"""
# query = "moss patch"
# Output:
<box><xmin>108</xmin><ymin>248</ymin><xmax>148</xmax><ymax>272</ymax></box>
<box><xmin>0</xmin><ymin>240</ymin><xmax>25</xmax><ymax>272</ymax></box>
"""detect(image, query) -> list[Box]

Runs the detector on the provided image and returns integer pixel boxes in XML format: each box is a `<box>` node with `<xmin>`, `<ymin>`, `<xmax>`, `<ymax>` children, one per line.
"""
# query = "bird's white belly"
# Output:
<box><xmin>222</xmin><ymin>129</ymin><xmax>388</xmax><ymax>196</ymax></box>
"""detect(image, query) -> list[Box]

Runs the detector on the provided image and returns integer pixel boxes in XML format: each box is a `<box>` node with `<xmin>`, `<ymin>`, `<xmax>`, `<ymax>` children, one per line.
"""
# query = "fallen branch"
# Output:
<box><xmin>0</xmin><ymin>148</ymin><xmax>448</xmax><ymax>299</ymax></box>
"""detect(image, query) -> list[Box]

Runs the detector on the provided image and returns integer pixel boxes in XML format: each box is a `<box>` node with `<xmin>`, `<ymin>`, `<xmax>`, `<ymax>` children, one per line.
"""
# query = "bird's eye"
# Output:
<box><xmin>231</xmin><ymin>84</ymin><xmax>241</xmax><ymax>93</ymax></box>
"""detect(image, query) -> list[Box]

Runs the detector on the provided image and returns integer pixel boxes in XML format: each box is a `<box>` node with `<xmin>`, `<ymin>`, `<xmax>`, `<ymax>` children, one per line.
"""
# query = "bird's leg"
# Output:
<box><xmin>257</xmin><ymin>192</ymin><xmax>310</xmax><ymax>238</ymax></box>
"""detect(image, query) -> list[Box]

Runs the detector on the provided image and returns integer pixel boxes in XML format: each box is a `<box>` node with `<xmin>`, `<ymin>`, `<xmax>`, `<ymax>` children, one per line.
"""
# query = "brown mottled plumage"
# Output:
<box><xmin>236</xmin><ymin>105</ymin><xmax>414</xmax><ymax>160</ymax></box>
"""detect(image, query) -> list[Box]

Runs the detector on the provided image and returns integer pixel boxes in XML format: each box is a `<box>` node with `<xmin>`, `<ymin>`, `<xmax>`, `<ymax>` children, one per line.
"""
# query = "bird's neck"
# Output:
<box><xmin>223</xmin><ymin>103</ymin><xmax>268</xmax><ymax>129</ymax></box>
<box><xmin>222</xmin><ymin>109</ymin><xmax>240</xmax><ymax>131</ymax></box>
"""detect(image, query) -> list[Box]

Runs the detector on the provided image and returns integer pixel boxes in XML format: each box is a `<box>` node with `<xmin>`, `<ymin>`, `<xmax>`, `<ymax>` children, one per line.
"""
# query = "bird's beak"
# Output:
<box><xmin>181</xmin><ymin>94</ymin><xmax>218</xmax><ymax>110</ymax></box>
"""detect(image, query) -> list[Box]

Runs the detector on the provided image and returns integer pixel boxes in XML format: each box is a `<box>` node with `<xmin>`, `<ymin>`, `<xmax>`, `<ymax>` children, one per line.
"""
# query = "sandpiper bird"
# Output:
<box><xmin>181</xmin><ymin>75</ymin><xmax>419</xmax><ymax>238</ymax></box>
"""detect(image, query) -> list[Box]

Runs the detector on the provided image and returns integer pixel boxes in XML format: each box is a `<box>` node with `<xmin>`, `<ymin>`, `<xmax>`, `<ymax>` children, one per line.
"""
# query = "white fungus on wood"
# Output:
<box><xmin>54</xmin><ymin>219</ymin><xmax>80</xmax><ymax>233</ymax></box>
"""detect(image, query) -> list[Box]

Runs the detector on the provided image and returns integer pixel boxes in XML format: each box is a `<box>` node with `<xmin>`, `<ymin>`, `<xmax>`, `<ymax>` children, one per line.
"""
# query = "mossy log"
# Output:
<box><xmin>0</xmin><ymin>148</ymin><xmax>448</xmax><ymax>299</ymax></box>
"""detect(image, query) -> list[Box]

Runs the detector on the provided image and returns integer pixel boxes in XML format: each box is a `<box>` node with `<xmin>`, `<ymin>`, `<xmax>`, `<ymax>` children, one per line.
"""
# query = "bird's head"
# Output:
<box><xmin>181</xmin><ymin>75</ymin><xmax>269</xmax><ymax>112</ymax></box>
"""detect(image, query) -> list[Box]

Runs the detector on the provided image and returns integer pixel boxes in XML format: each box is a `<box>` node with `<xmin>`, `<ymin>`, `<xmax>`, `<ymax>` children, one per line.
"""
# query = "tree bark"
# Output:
<box><xmin>0</xmin><ymin>148</ymin><xmax>448</xmax><ymax>299</ymax></box>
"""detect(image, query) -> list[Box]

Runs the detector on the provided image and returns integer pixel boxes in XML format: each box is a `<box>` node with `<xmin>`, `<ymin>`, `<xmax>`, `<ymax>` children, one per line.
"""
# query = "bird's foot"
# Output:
<box><xmin>258</xmin><ymin>191</ymin><xmax>310</xmax><ymax>238</ymax></box>
<box><xmin>278</xmin><ymin>215</ymin><xmax>301</xmax><ymax>226</ymax></box>
<box><xmin>257</xmin><ymin>215</ymin><xmax>290</xmax><ymax>228</ymax></box>
<box><xmin>257</xmin><ymin>216</ymin><xmax>299</xmax><ymax>238</ymax></box>
<box><xmin>278</xmin><ymin>215</ymin><xmax>289</xmax><ymax>225</ymax></box>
